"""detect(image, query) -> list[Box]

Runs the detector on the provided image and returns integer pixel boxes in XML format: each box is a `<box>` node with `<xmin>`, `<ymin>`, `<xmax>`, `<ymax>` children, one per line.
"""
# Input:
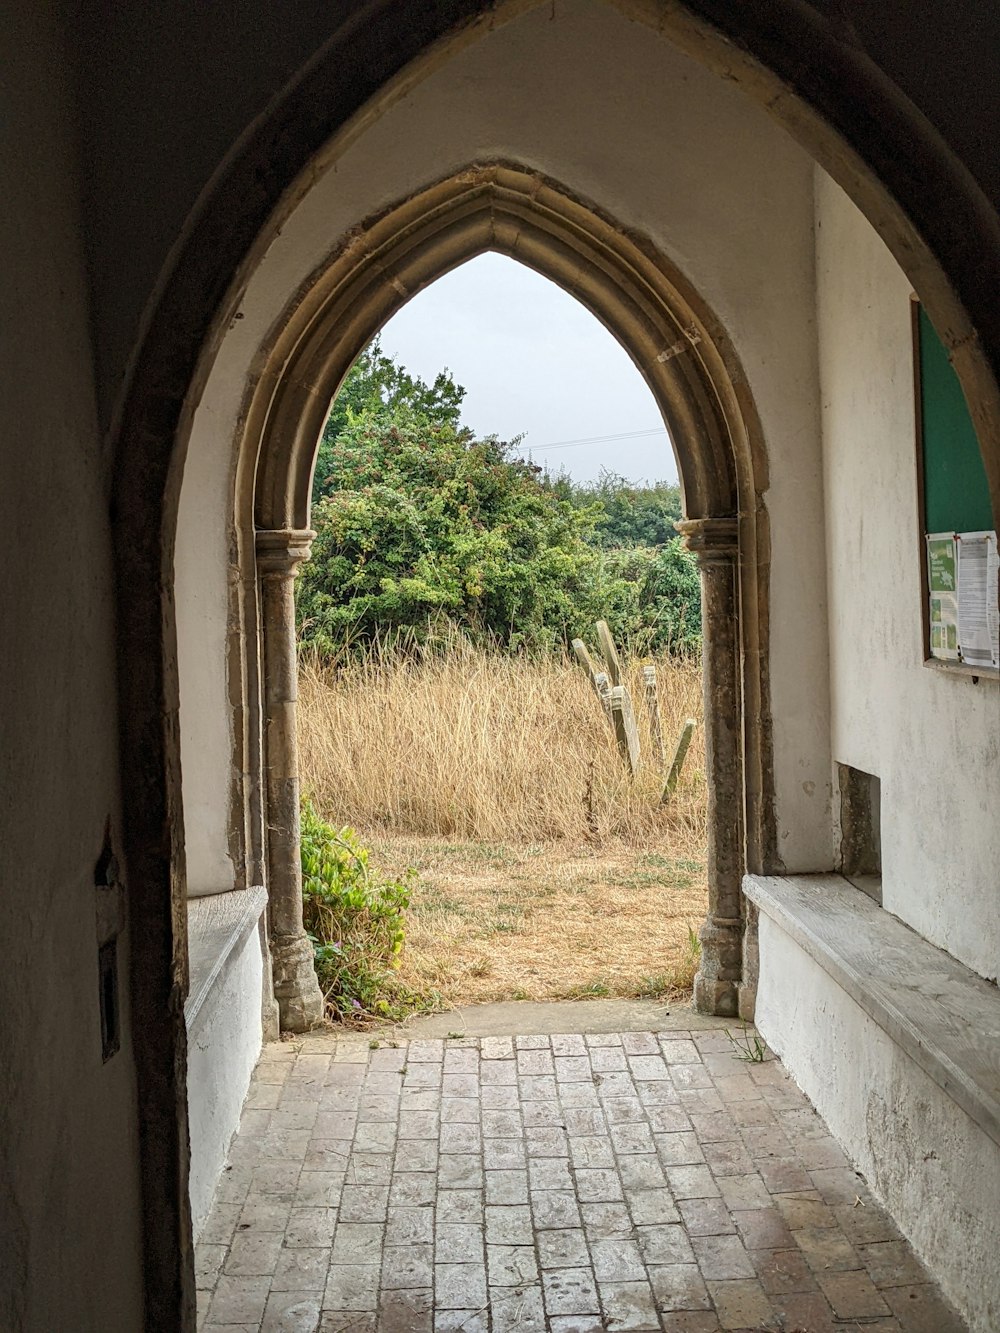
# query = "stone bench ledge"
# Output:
<box><xmin>745</xmin><ymin>872</ymin><xmax>1000</xmax><ymax>1148</ymax></box>
<box><xmin>186</xmin><ymin>886</ymin><xmax>267</xmax><ymax>1037</ymax></box>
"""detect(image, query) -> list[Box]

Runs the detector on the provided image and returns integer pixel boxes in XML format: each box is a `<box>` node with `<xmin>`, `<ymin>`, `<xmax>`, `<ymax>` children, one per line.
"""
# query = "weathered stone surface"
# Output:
<box><xmin>257</xmin><ymin>530</ymin><xmax>325</xmax><ymax>1033</ymax></box>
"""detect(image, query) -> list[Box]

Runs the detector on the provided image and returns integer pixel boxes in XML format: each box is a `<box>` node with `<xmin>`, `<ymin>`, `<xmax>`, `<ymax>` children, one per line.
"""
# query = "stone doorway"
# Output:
<box><xmin>234</xmin><ymin>166</ymin><xmax>771</xmax><ymax>1035</ymax></box>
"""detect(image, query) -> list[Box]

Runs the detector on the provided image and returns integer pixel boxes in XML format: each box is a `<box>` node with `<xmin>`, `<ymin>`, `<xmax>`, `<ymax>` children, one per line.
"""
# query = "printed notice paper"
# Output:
<box><xmin>956</xmin><ymin>530</ymin><xmax>1000</xmax><ymax>669</ymax></box>
<box><xmin>926</xmin><ymin>533</ymin><xmax>960</xmax><ymax>660</ymax></box>
<box><xmin>928</xmin><ymin>530</ymin><xmax>1000</xmax><ymax>668</ymax></box>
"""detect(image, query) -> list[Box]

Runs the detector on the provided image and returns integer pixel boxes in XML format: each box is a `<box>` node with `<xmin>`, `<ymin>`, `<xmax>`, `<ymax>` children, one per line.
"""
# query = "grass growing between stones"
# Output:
<box><xmin>298</xmin><ymin>642</ymin><xmax>707</xmax><ymax>1008</ymax></box>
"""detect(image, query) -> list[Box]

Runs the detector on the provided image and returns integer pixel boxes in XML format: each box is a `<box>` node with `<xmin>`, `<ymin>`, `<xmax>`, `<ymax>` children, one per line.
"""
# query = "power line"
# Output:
<box><xmin>521</xmin><ymin>426</ymin><xmax>669</xmax><ymax>455</ymax></box>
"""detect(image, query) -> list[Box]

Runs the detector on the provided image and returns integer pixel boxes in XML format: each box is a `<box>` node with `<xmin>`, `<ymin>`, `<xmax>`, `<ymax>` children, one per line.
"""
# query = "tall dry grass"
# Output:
<box><xmin>298</xmin><ymin>641</ymin><xmax>706</xmax><ymax>847</ymax></box>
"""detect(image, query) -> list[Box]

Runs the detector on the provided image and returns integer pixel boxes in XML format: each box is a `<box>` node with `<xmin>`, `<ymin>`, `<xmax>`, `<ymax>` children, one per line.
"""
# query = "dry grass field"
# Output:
<box><xmin>298</xmin><ymin>643</ymin><xmax>707</xmax><ymax>1006</ymax></box>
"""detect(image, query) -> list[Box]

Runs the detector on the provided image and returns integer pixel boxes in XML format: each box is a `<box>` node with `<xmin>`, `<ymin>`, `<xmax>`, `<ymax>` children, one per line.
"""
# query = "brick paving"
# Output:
<box><xmin>196</xmin><ymin>1028</ymin><xmax>967</xmax><ymax>1332</ymax></box>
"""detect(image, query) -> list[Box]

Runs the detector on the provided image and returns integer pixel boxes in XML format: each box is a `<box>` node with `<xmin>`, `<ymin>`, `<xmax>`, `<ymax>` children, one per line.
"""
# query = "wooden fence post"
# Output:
<box><xmin>594</xmin><ymin>620</ymin><xmax>623</xmax><ymax>686</ymax></box>
<box><xmin>609</xmin><ymin>685</ymin><xmax>641</xmax><ymax>775</ymax></box>
<box><xmin>593</xmin><ymin>670</ymin><xmax>612</xmax><ymax>718</ymax></box>
<box><xmin>642</xmin><ymin>664</ymin><xmax>664</xmax><ymax>763</ymax></box>
<box><xmin>573</xmin><ymin>638</ymin><xmax>613</xmax><ymax>722</ymax></box>
<box><xmin>572</xmin><ymin>638</ymin><xmax>598</xmax><ymax>678</ymax></box>
<box><xmin>662</xmin><ymin>718</ymin><xmax>696</xmax><ymax>800</ymax></box>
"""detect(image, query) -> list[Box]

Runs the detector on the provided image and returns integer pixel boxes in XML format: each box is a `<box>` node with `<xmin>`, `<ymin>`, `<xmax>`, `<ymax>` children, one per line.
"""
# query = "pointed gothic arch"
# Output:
<box><xmin>226</xmin><ymin>164</ymin><xmax>771</xmax><ymax>1042</ymax></box>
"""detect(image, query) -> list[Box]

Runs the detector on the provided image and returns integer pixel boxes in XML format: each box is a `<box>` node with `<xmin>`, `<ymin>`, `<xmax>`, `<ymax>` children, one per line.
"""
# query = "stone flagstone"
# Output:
<box><xmin>197</xmin><ymin>1028</ymin><xmax>967</xmax><ymax>1332</ymax></box>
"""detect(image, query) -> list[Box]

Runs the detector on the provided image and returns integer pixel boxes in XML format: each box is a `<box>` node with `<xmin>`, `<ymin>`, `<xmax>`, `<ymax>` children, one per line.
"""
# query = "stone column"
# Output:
<box><xmin>677</xmin><ymin>517</ymin><xmax>743</xmax><ymax>1017</ymax></box>
<box><xmin>256</xmin><ymin>528</ymin><xmax>324</xmax><ymax>1032</ymax></box>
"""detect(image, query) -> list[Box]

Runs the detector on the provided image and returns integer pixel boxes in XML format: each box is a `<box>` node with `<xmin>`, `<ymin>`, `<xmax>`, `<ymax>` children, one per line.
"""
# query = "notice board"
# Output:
<box><xmin>914</xmin><ymin>303</ymin><xmax>999</xmax><ymax>672</ymax></box>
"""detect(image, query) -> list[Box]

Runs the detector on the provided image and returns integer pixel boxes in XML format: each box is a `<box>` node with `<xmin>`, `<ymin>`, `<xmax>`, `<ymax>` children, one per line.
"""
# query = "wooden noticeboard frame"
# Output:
<box><xmin>911</xmin><ymin>296</ymin><xmax>999</xmax><ymax>680</ymax></box>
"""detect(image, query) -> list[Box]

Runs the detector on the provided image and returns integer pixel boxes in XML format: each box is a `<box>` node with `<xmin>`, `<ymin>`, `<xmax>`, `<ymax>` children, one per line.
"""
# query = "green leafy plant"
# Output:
<box><xmin>297</xmin><ymin>343</ymin><xmax>702</xmax><ymax>658</ymax></box>
<box><xmin>658</xmin><ymin>924</ymin><xmax>702</xmax><ymax>995</ymax></box>
<box><xmin>300</xmin><ymin>796</ymin><xmax>433</xmax><ymax>1021</ymax></box>
<box><xmin>727</xmin><ymin>1024</ymin><xmax>767</xmax><ymax>1063</ymax></box>
<box><xmin>635</xmin><ymin>973</ymin><xmax>674</xmax><ymax>999</ymax></box>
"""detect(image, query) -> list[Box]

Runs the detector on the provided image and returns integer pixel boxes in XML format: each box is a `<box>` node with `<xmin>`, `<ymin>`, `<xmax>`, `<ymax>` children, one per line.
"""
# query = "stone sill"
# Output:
<box><xmin>745</xmin><ymin>872</ymin><xmax>1000</xmax><ymax>1149</ymax></box>
<box><xmin>186</xmin><ymin>886</ymin><xmax>267</xmax><ymax>1038</ymax></box>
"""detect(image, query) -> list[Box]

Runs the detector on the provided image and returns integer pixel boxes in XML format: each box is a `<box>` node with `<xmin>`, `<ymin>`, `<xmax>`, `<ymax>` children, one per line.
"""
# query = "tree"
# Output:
<box><xmin>549</xmin><ymin>468</ymin><xmax>683</xmax><ymax>548</ymax></box>
<box><xmin>299</xmin><ymin>343</ymin><xmax>701</xmax><ymax>655</ymax></box>
<box><xmin>312</xmin><ymin>338</ymin><xmax>465</xmax><ymax>503</ymax></box>
<box><xmin>299</xmin><ymin>404</ymin><xmax>616</xmax><ymax>652</ymax></box>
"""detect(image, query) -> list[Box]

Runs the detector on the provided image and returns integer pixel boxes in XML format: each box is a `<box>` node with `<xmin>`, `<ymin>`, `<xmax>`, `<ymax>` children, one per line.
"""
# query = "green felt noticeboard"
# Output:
<box><xmin>914</xmin><ymin>301</ymin><xmax>999</xmax><ymax>674</ymax></box>
<box><xmin>917</xmin><ymin>304</ymin><xmax>994</xmax><ymax>535</ymax></box>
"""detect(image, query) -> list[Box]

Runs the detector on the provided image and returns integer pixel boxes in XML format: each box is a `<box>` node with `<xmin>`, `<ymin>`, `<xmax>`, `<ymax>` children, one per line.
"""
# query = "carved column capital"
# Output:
<box><xmin>255</xmin><ymin>528</ymin><xmax>315</xmax><ymax>576</ymax></box>
<box><xmin>675</xmin><ymin>516</ymin><xmax>739</xmax><ymax>562</ymax></box>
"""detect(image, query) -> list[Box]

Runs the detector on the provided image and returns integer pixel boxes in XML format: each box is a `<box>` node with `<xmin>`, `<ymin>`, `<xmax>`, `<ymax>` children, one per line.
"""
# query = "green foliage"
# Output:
<box><xmin>547</xmin><ymin>468</ymin><xmax>683</xmax><ymax>548</ymax></box>
<box><xmin>597</xmin><ymin>540</ymin><xmax>701</xmax><ymax>654</ymax></box>
<box><xmin>300</xmin><ymin>797</ymin><xmax>431</xmax><ymax>1020</ymax></box>
<box><xmin>312</xmin><ymin>338</ymin><xmax>464</xmax><ymax>504</ymax></box>
<box><xmin>299</xmin><ymin>413</ymin><xmax>612</xmax><ymax>653</ymax></box>
<box><xmin>726</xmin><ymin>1024</ymin><xmax>767</xmax><ymax>1063</ymax></box>
<box><xmin>300</xmin><ymin>342</ymin><xmax>701</xmax><ymax>656</ymax></box>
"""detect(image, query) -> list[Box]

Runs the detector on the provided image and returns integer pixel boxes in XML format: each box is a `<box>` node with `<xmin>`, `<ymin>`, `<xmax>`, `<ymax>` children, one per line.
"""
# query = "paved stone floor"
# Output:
<box><xmin>196</xmin><ymin>1026</ymin><xmax>968</xmax><ymax>1332</ymax></box>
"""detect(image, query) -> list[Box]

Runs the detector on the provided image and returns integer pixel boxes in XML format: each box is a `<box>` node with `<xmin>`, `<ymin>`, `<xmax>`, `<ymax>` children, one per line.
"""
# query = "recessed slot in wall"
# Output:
<box><xmin>837</xmin><ymin>763</ymin><xmax>882</xmax><ymax>904</ymax></box>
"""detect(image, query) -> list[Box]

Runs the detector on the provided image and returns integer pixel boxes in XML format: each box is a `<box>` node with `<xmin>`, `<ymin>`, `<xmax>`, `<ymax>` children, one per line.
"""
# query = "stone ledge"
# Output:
<box><xmin>745</xmin><ymin>872</ymin><xmax>1000</xmax><ymax>1149</ymax></box>
<box><xmin>186</xmin><ymin>886</ymin><xmax>267</xmax><ymax>1038</ymax></box>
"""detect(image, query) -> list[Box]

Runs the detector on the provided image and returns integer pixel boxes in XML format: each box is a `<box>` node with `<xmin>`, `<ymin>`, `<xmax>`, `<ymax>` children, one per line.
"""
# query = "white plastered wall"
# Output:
<box><xmin>816</xmin><ymin>168</ymin><xmax>1000</xmax><ymax>978</ymax></box>
<box><xmin>756</xmin><ymin>915</ymin><xmax>1000</xmax><ymax>1333</ymax></box>
<box><xmin>0</xmin><ymin>3</ymin><xmax>145</xmax><ymax>1327</ymax></box>
<box><xmin>177</xmin><ymin>0</ymin><xmax>833</xmax><ymax>894</ymax></box>
<box><xmin>187</xmin><ymin>929</ymin><xmax>264</xmax><ymax>1239</ymax></box>
<box><xmin>177</xmin><ymin>438</ymin><xmax>240</xmax><ymax>896</ymax></box>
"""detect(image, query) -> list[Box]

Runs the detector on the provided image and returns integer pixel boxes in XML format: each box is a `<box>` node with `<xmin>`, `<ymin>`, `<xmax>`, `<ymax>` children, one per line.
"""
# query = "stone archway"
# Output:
<box><xmin>108</xmin><ymin>6</ymin><xmax>1000</xmax><ymax>1324</ymax></box>
<box><xmin>235</xmin><ymin>164</ymin><xmax>771</xmax><ymax>1034</ymax></box>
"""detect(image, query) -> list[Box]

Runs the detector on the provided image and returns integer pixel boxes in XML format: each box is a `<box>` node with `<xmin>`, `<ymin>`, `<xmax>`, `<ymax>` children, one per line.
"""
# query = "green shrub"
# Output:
<box><xmin>546</xmin><ymin>468</ymin><xmax>683</xmax><ymax>548</ymax></box>
<box><xmin>300</xmin><ymin>797</ymin><xmax>430</xmax><ymax>1020</ymax></box>
<box><xmin>298</xmin><ymin>412</ymin><xmax>610</xmax><ymax>655</ymax></box>
<box><xmin>300</xmin><ymin>341</ymin><xmax>703</xmax><ymax>657</ymax></box>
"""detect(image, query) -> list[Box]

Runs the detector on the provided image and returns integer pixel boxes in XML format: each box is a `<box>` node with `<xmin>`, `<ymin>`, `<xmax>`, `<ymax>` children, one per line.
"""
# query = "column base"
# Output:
<box><xmin>738</xmin><ymin>900</ymin><xmax>759</xmax><ymax>1022</ymax></box>
<box><xmin>258</xmin><ymin>917</ymin><xmax>281</xmax><ymax>1042</ymax></box>
<box><xmin>271</xmin><ymin>932</ymin><xmax>324</xmax><ymax>1032</ymax></box>
<box><xmin>691</xmin><ymin>913</ymin><xmax>742</xmax><ymax>1017</ymax></box>
<box><xmin>261</xmin><ymin>996</ymin><xmax>281</xmax><ymax>1043</ymax></box>
<box><xmin>737</xmin><ymin>982</ymin><xmax>757</xmax><ymax>1022</ymax></box>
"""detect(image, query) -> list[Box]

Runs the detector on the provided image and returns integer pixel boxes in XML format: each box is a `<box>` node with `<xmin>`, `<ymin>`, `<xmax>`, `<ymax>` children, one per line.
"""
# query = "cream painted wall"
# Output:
<box><xmin>181</xmin><ymin>0</ymin><xmax>832</xmax><ymax>874</ymax></box>
<box><xmin>816</xmin><ymin>170</ymin><xmax>1000</xmax><ymax>978</ymax></box>
<box><xmin>0</xmin><ymin>4</ymin><xmax>145</xmax><ymax>1328</ymax></box>
<box><xmin>177</xmin><ymin>417</ymin><xmax>240</xmax><ymax>896</ymax></box>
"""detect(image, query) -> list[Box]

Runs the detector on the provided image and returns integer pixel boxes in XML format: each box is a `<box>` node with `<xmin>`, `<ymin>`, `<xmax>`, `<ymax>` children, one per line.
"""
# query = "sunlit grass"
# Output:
<box><xmin>298</xmin><ymin>641</ymin><xmax>707</xmax><ymax>1005</ymax></box>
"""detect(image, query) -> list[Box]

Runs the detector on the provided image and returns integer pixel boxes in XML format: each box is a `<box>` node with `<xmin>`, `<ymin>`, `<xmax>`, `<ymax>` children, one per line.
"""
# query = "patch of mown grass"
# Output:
<box><xmin>325</xmin><ymin>833</ymin><xmax>708</xmax><ymax>1007</ymax></box>
<box><xmin>416</xmin><ymin>887</ymin><xmax>470</xmax><ymax>917</ymax></box>
<box><xmin>562</xmin><ymin>978</ymin><xmax>612</xmax><ymax>999</ymax></box>
<box><xmin>609</xmin><ymin>868</ymin><xmax>693</xmax><ymax>891</ymax></box>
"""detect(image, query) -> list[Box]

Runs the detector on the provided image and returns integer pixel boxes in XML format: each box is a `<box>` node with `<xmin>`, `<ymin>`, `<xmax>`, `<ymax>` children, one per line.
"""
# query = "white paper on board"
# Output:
<box><xmin>956</xmin><ymin>530</ymin><xmax>999</xmax><ymax>668</ymax></box>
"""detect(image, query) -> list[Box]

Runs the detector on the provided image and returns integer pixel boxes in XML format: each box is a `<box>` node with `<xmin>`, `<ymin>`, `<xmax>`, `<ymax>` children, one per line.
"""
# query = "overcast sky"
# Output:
<box><xmin>376</xmin><ymin>253</ymin><xmax>678</xmax><ymax>486</ymax></box>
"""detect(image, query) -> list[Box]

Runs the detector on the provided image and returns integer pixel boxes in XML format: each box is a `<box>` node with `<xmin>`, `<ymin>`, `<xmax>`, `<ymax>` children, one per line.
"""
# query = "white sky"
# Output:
<box><xmin>376</xmin><ymin>253</ymin><xmax>678</xmax><ymax>486</ymax></box>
